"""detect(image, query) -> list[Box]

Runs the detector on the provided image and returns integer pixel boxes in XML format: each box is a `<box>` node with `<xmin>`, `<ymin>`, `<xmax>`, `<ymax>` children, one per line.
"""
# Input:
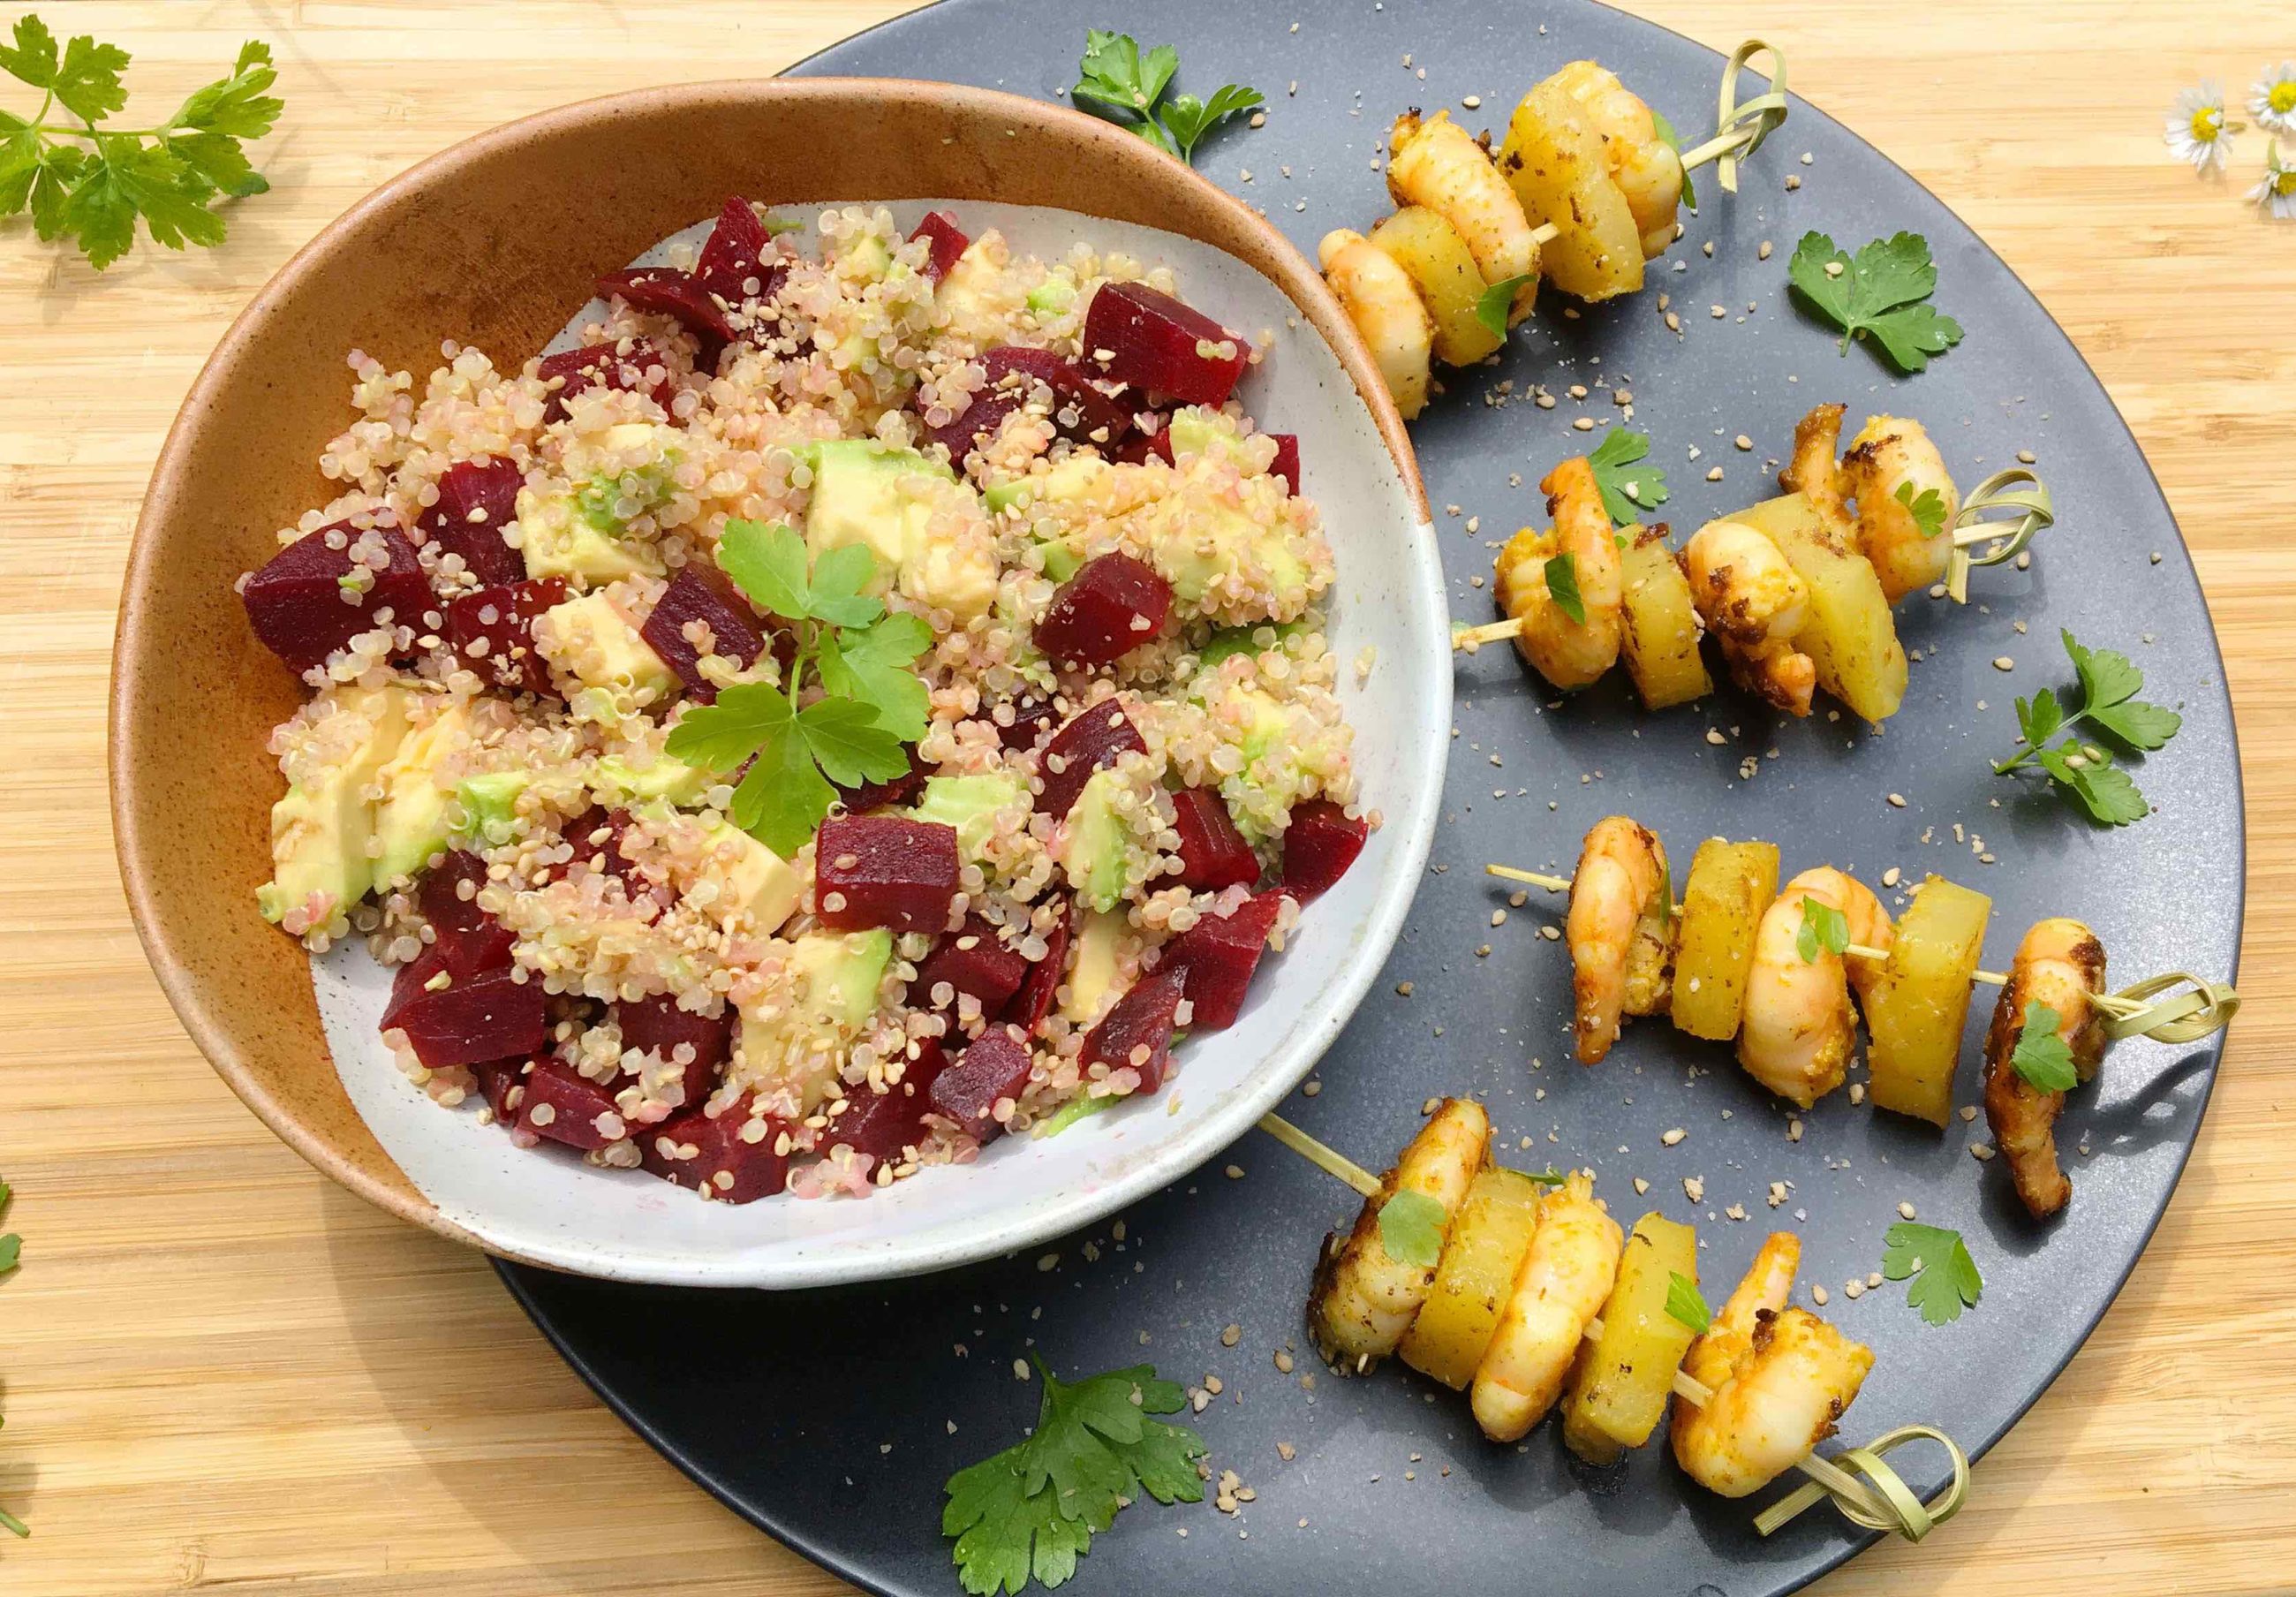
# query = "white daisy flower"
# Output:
<box><xmin>2251</xmin><ymin>61</ymin><xmax>2296</xmax><ymax>136</ymax></box>
<box><xmin>2248</xmin><ymin>142</ymin><xmax>2296</xmax><ymax>220</ymax></box>
<box><xmin>2165</xmin><ymin>82</ymin><xmax>2238</xmax><ymax>173</ymax></box>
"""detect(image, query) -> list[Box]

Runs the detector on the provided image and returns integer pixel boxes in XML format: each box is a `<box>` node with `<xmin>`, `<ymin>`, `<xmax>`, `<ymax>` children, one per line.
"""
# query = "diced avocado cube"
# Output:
<box><xmin>984</xmin><ymin>454</ymin><xmax>1110</xmax><ymax>516</ymax></box>
<box><xmin>372</xmin><ymin>698</ymin><xmax>478</xmax><ymax>889</ymax></box>
<box><xmin>1024</xmin><ymin>277</ymin><xmax>1078</xmax><ymax>317</ymax></box>
<box><xmin>1032</xmin><ymin>1091</ymin><xmax>1115</xmax><ymax>1139</ymax></box>
<box><xmin>1060</xmin><ymin>767</ymin><xmax>1137</xmax><ymax>912</ymax></box>
<box><xmin>1061</xmin><ymin>906</ymin><xmax>1126</xmax><ymax>1026</ymax></box>
<box><xmin>1196</xmin><ymin>618</ymin><xmax>1311</xmax><ymax>670</ymax></box>
<box><xmin>691</xmin><ymin>815</ymin><xmax>802</xmax><ymax>933</ymax></box>
<box><xmin>537</xmin><ymin>590</ymin><xmax>678</xmax><ymax>721</ymax></box>
<box><xmin>909</xmin><ymin>772</ymin><xmax>1027</xmax><ymax>862</ymax></box>
<box><xmin>593</xmin><ymin>751</ymin><xmax>711</xmax><ymax>807</ymax></box>
<box><xmin>739</xmin><ymin>927</ymin><xmax>894</xmax><ymax>1111</ymax></box>
<box><xmin>1163</xmin><ymin>405</ymin><xmax>1234</xmax><ymax>464</ymax></box>
<box><xmin>256</xmin><ymin>685</ymin><xmax>412</xmax><ymax>928</ymax></box>
<box><xmin>455</xmin><ymin>770</ymin><xmax>529</xmax><ymax>845</ymax></box>
<box><xmin>802</xmin><ymin>439</ymin><xmax>997</xmax><ymax>623</ymax></box>
<box><xmin>1150</xmin><ymin>497</ymin><xmax>1308</xmax><ymax>609</ymax></box>
<box><xmin>519</xmin><ymin>482</ymin><xmax>666</xmax><ymax>585</ymax></box>
<box><xmin>835</xmin><ymin>231</ymin><xmax>895</xmax><ymax>284</ymax></box>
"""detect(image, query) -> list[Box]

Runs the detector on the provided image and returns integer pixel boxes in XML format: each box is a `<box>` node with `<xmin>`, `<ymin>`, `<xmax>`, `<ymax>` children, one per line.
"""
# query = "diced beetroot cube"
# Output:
<box><xmin>980</xmin><ymin>347</ymin><xmax>1135</xmax><ymax>446</ymax></box>
<box><xmin>1159</xmin><ymin>891</ymin><xmax>1288</xmax><ymax>1031</ymax></box>
<box><xmin>536</xmin><ymin>338</ymin><xmax>677</xmax><ymax>422</ymax></box>
<box><xmin>927</xmin><ymin>1025</ymin><xmax>1035</xmax><ymax>1142</ymax></box>
<box><xmin>815</xmin><ymin>815</ymin><xmax>961</xmax><ymax>934</ymax></box>
<box><xmin>386</xmin><ymin>965</ymin><xmax>549</xmax><ymax>1070</ymax></box>
<box><xmin>563</xmin><ymin>806</ymin><xmax>646</xmax><ymax>888</ymax></box>
<box><xmin>834</xmin><ymin>746</ymin><xmax>932</xmax><ymax>814</ymax></box>
<box><xmin>417</xmin><ymin>458</ymin><xmax>526</xmax><ymax>587</ymax></box>
<box><xmin>1170</xmin><ymin>788</ymin><xmax>1259</xmax><ymax>891</ymax></box>
<box><xmin>693</xmin><ymin>196</ymin><xmax>781</xmax><ymax>307</ymax></box>
<box><xmin>1113</xmin><ymin>419</ymin><xmax>1174</xmax><ymax>467</ymax></box>
<box><xmin>613</xmin><ymin>993</ymin><xmax>733</xmax><ymax>1109</ymax></box>
<box><xmin>822</xmin><ymin>1079</ymin><xmax>931</xmax><ymax>1164</ymax></box>
<box><xmin>597</xmin><ymin>265</ymin><xmax>737</xmax><ymax>346</ymax></box>
<box><xmin>924</xmin><ymin>390</ymin><xmax>1022</xmax><ymax>461</ymax></box>
<box><xmin>1265</xmin><ymin>433</ymin><xmax>1300</xmax><ymax>496</ymax></box>
<box><xmin>1080</xmin><ymin>965</ymin><xmax>1190</xmax><ymax>1093</ymax></box>
<box><xmin>1036</xmin><ymin>554</ymin><xmax>1172</xmax><ymax>670</ymax></box>
<box><xmin>1082</xmin><ymin>282</ymin><xmax>1247</xmax><ymax>407</ymax></box>
<box><xmin>242</xmin><ymin>518</ymin><xmax>432</xmax><ymax>673</ymax></box>
<box><xmin>517</xmin><ymin>1056</ymin><xmax>626</xmax><ymax>1151</ymax></box>
<box><xmin>414</xmin><ymin>850</ymin><xmax>517</xmax><ymax>972</ymax></box>
<box><xmin>640</xmin><ymin>1096</ymin><xmax>791</xmax><ymax>1203</ymax></box>
<box><xmin>1035</xmin><ymin>701</ymin><xmax>1146</xmax><ymax>819</ymax></box>
<box><xmin>915</xmin><ymin>917</ymin><xmax>1030</xmax><ymax>1017</ymax></box>
<box><xmin>473</xmin><ymin>1056</ymin><xmax>528</xmax><ymax>1124</ymax></box>
<box><xmin>993</xmin><ymin>694</ymin><xmax>1061</xmax><ymax>753</ymax></box>
<box><xmin>1282</xmin><ymin>800</ymin><xmax>1369</xmax><ymax>901</ymax></box>
<box><xmin>1005</xmin><ymin>900</ymin><xmax>1072</xmax><ymax>1033</ymax></box>
<box><xmin>640</xmin><ymin>565</ymin><xmax>769</xmax><ymax>704</ymax></box>
<box><xmin>448</xmin><ymin>576</ymin><xmax>566</xmax><ymax>697</ymax></box>
<box><xmin>910</xmin><ymin>210</ymin><xmax>970</xmax><ymax>285</ymax></box>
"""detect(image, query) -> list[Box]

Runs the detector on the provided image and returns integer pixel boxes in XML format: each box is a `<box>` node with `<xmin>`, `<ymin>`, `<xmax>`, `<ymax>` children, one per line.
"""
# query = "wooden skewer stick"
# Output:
<box><xmin>1254</xmin><ymin>1110</ymin><xmax>1936</xmax><ymax>1535</ymax></box>
<box><xmin>1529</xmin><ymin>221</ymin><xmax>1561</xmax><ymax>247</ymax></box>
<box><xmin>1483</xmin><ymin>864</ymin><xmax>2239</xmax><ymax>1041</ymax></box>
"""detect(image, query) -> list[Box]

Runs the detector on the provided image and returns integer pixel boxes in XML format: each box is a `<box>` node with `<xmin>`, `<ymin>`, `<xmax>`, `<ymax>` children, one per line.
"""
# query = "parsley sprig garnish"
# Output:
<box><xmin>1664</xmin><ymin>1270</ymin><xmax>1711</xmax><ymax>1335</ymax></box>
<box><xmin>2011</xmin><ymin>1001</ymin><xmax>2079</xmax><ymax>1093</ymax></box>
<box><xmin>1786</xmin><ymin>231</ymin><xmax>1963</xmax><ymax>373</ymax></box>
<box><xmin>1377</xmin><ymin>1188</ymin><xmax>1446</xmax><ymax>1267</ymax></box>
<box><xmin>1472</xmin><ymin>272</ymin><xmax>1534</xmax><ymax>337</ymax></box>
<box><xmin>1894</xmin><ymin>480</ymin><xmax>1947</xmax><ymax>540</ymax></box>
<box><xmin>0</xmin><ymin>17</ymin><xmax>282</xmax><ymax>269</ymax></box>
<box><xmin>1588</xmin><ymin>428</ymin><xmax>1671</xmax><ymax>526</ymax></box>
<box><xmin>0</xmin><ymin>1174</ymin><xmax>23</xmax><ymax>1539</ymax></box>
<box><xmin>1796</xmin><ymin>896</ymin><xmax>1850</xmax><ymax>963</ymax></box>
<box><xmin>1072</xmin><ymin>29</ymin><xmax>1261</xmax><ymax>165</ymax></box>
<box><xmin>664</xmin><ymin>523</ymin><xmax>932</xmax><ymax>859</ymax></box>
<box><xmin>1995</xmin><ymin>629</ymin><xmax>2182</xmax><ymax>826</ymax></box>
<box><xmin>944</xmin><ymin>1358</ymin><xmax>1207</xmax><ymax>1594</ymax></box>
<box><xmin>1881</xmin><ymin>1222</ymin><xmax>1983</xmax><ymax>1327</ymax></box>
<box><xmin>1543</xmin><ymin>550</ymin><xmax>1587</xmax><ymax>627</ymax></box>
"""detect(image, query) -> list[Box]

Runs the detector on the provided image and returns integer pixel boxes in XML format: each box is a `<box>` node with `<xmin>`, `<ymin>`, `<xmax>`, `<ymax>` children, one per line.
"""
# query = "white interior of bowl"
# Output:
<box><xmin>313</xmin><ymin>199</ymin><xmax>1447</xmax><ymax>1287</ymax></box>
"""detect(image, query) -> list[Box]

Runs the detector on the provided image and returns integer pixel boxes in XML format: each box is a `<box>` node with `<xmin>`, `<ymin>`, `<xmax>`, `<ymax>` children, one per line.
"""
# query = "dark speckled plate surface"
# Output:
<box><xmin>499</xmin><ymin>3</ymin><xmax>2245</xmax><ymax>1593</ymax></box>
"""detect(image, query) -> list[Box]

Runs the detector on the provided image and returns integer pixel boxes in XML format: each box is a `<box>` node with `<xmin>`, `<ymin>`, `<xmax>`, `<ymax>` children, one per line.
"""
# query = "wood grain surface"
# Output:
<box><xmin>4</xmin><ymin>3</ymin><xmax>2292</xmax><ymax>1593</ymax></box>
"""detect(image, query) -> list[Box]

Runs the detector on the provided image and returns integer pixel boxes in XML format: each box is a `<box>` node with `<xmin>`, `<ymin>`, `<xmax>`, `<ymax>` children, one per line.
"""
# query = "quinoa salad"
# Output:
<box><xmin>238</xmin><ymin>197</ymin><xmax>1377</xmax><ymax>1206</ymax></box>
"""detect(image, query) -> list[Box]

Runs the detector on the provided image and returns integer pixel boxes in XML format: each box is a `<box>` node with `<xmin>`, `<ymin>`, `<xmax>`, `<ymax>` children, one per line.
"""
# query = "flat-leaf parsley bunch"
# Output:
<box><xmin>0</xmin><ymin>14</ymin><xmax>282</xmax><ymax>269</ymax></box>
<box><xmin>664</xmin><ymin>524</ymin><xmax>932</xmax><ymax>859</ymax></box>
<box><xmin>1996</xmin><ymin>629</ymin><xmax>2182</xmax><ymax>826</ymax></box>
<box><xmin>1071</xmin><ymin>29</ymin><xmax>1261</xmax><ymax>165</ymax></box>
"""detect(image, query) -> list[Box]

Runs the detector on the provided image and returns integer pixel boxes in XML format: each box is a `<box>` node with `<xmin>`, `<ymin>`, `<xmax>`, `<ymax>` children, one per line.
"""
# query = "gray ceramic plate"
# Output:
<box><xmin>502</xmin><ymin>2</ymin><xmax>2244</xmax><ymax>1593</ymax></box>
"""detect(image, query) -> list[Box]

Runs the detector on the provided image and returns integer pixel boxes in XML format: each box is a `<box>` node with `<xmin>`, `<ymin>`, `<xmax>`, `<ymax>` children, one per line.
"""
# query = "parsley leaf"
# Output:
<box><xmin>2011</xmin><ymin>1001</ymin><xmax>2079</xmax><ymax>1093</ymax></box>
<box><xmin>1664</xmin><ymin>1271</ymin><xmax>1711</xmax><ymax>1335</ymax></box>
<box><xmin>1786</xmin><ymin>231</ymin><xmax>1964</xmax><ymax>373</ymax></box>
<box><xmin>1881</xmin><ymin>1223</ymin><xmax>1983</xmax><ymax>1327</ymax></box>
<box><xmin>1650</xmin><ymin>109</ymin><xmax>1696</xmax><ymax>212</ymax></box>
<box><xmin>1894</xmin><ymin>479</ymin><xmax>1947</xmax><ymax>540</ymax></box>
<box><xmin>667</xmin><ymin>527</ymin><xmax>932</xmax><ymax>857</ymax></box>
<box><xmin>1587</xmin><ymin>428</ymin><xmax>1670</xmax><ymax>526</ymax></box>
<box><xmin>944</xmin><ymin>1359</ymin><xmax>1207</xmax><ymax>1594</ymax></box>
<box><xmin>1796</xmin><ymin>896</ymin><xmax>1849</xmax><ymax>963</ymax></box>
<box><xmin>1071</xmin><ymin>29</ymin><xmax>1258</xmax><ymax>168</ymax></box>
<box><xmin>1377</xmin><ymin>1189</ymin><xmax>1446</xmax><ymax>1268</ymax></box>
<box><xmin>1473</xmin><ymin>271</ymin><xmax>1534</xmax><ymax>337</ymax></box>
<box><xmin>1543</xmin><ymin>550</ymin><xmax>1586</xmax><ymax>625</ymax></box>
<box><xmin>1995</xmin><ymin>630</ymin><xmax>2180</xmax><ymax>825</ymax></box>
<box><xmin>0</xmin><ymin>19</ymin><xmax>282</xmax><ymax>269</ymax></box>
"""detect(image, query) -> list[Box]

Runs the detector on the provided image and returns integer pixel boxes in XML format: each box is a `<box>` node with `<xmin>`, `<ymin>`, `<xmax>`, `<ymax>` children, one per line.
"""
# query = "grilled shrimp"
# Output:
<box><xmin>1318</xmin><ymin>229</ymin><xmax>1435</xmax><ymax>419</ymax></box>
<box><xmin>1386</xmin><ymin>110</ymin><xmax>1542</xmax><ymax>327</ymax></box>
<box><xmin>1680</xmin><ymin>519</ymin><xmax>1816</xmax><ymax>716</ymax></box>
<box><xmin>1567</xmin><ymin>816</ymin><xmax>1673</xmax><ymax>1064</ymax></box>
<box><xmin>1492</xmin><ymin>457</ymin><xmax>1625</xmax><ymax>690</ymax></box>
<box><xmin>1983</xmin><ymin>918</ymin><xmax>2108</xmax><ymax>1220</ymax></box>
<box><xmin>1779</xmin><ymin>402</ymin><xmax>1855</xmax><ymax>541</ymax></box>
<box><xmin>1545</xmin><ymin>60</ymin><xmax>1685</xmax><ymax>260</ymax></box>
<box><xmin>1311</xmin><ymin>1098</ymin><xmax>1492</xmax><ymax>1367</ymax></box>
<box><xmin>1738</xmin><ymin>867</ymin><xmax>1892</xmax><ymax>1108</ymax></box>
<box><xmin>1673</xmin><ymin>1231</ymin><xmax>1875</xmax><ymax>1497</ymax></box>
<box><xmin>1469</xmin><ymin>1171</ymin><xmax>1623</xmax><ymax>1442</ymax></box>
<box><xmin>1842</xmin><ymin>415</ymin><xmax>1960</xmax><ymax>604</ymax></box>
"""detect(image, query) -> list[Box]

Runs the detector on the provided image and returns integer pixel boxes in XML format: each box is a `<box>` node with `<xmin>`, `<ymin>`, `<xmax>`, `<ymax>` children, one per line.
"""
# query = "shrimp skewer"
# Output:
<box><xmin>1843</xmin><ymin>415</ymin><xmax>1960</xmax><ymax>604</ymax></box>
<box><xmin>1386</xmin><ymin>110</ymin><xmax>1546</xmax><ymax>327</ymax></box>
<box><xmin>1737</xmin><ymin>867</ymin><xmax>1892</xmax><ymax>1109</ymax></box>
<box><xmin>1680</xmin><ymin>518</ymin><xmax>1818</xmax><ymax>716</ymax></box>
<box><xmin>1983</xmin><ymin>919</ymin><xmax>2108</xmax><ymax>1219</ymax></box>
<box><xmin>1492</xmin><ymin>456</ymin><xmax>1625</xmax><ymax>690</ymax></box>
<box><xmin>1566</xmin><ymin>816</ymin><xmax>1672</xmax><ymax>1063</ymax></box>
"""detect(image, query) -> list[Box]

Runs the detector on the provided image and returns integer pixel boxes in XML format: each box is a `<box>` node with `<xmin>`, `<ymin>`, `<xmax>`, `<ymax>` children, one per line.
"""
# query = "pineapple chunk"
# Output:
<box><xmin>1728</xmin><ymin>493</ymin><xmax>1907</xmax><ymax>724</ymax></box>
<box><xmin>1618</xmin><ymin>527</ymin><xmax>1713</xmax><ymax>710</ymax></box>
<box><xmin>1562</xmin><ymin>1212</ymin><xmax>1701</xmax><ymax>1464</ymax></box>
<box><xmin>1398</xmin><ymin>1167</ymin><xmax>1547</xmax><ymax>1389</ymax></box>
<box><xmin>1670</xmin><ymin>838</ymin><xmax>1779</xmax><ymax>1041</ymax></box>
<box><xmin>1495</xmin><ymin>82</ymin><xmax>1643</xmax><ymax>302</ymax></box>
<box><xmin>1369</xmin><ymin>206</ymin><xmax>1507</xmax><ymax>367</ymax></box>
<box><xmin>1866</xmin><ymin>876</ymin><xmax>1993</xmax><ymax>1125</ymax></box>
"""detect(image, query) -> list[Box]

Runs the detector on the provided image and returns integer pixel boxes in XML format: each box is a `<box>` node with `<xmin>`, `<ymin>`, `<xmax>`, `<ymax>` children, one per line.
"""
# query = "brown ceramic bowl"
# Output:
<box><xmin>111</xmin><ymin>78</ymin><xmax>1442</xmax><ymax>1283</ymax></box>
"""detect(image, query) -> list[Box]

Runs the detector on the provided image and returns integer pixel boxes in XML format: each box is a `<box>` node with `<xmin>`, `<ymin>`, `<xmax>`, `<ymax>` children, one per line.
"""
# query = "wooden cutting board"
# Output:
<box><xmin>3</xmin><ymin>2</ymin><xmax>2292</xmax><ymax>1593</ymax></box>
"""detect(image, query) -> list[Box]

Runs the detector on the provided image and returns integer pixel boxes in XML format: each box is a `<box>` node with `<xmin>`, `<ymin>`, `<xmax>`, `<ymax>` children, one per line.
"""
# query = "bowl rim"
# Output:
<box><xmin>110</xmin><ymin>73</ymin><xmax>1447</xmax><ymax>1283</ymax></box>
